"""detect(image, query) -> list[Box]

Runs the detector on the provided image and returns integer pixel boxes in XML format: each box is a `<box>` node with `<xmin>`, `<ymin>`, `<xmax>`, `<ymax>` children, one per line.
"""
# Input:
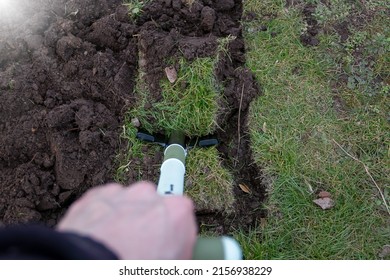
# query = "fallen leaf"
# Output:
<box><xmin>313</xmin><ymin>197</ymin><xmax>335</xmax><ymax>210</ymax></box>
<box><xmin>378</xmin><ymin>245</ymin><xmax>390</xmax><ymax>259</ymax></box>
<box><xmin>318</xmin><ymin>191</ymin><xmax>331</xmax><ymax>198</ymax></box>
<box><xmin>239</xmin><ymin>183</ymin><xmax>252</xmax><ymax>194</ymax></box>
<box><xmin>164</xmin><ymin>66</ymin><xmax>177</xmax><ymax>83</ymax></box>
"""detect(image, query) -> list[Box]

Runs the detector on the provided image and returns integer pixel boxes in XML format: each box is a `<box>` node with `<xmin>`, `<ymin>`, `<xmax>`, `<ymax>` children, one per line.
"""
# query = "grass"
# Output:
<box><xmin>123</xmin><ymin>0</ymin><xmax>151</xmax><ymax>18</ymax></box>
<box><xmin>114</xmin><ymin>121</ymin><xmax>161</xmax><ymax>183</ymax></box>
<box><xmin>186</xmin><ymin>147</ymin><xmax>235</xmax><ymax>214</ymax></box>
<box><xmin>131</xmin><ymin>57</ymin><xmax>222</xmax><ymax>137</ymax></box>
<box><xmin>239</xmin><ymin>0</ymin><xmax>390</xmax><ymax>259</ymax></box>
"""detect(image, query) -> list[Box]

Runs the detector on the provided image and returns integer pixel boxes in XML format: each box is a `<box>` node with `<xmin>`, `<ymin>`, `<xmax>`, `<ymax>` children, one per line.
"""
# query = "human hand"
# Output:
<box><xmin>57</xmin><ymin>181</ymin><xmax>197</xmax><ymax>259</ymax></box>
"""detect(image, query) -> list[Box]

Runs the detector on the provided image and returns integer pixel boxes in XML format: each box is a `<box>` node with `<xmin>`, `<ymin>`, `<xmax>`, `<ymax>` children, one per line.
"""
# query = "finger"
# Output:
<box><xmin>125</xmin><ymin>181</ymin><xmax>157</xmax><ymax>199</ymax></box>
<box><xmin>128</xmin><ymin>181</ymin><xmax>157</xmax><ymax>191</ymax></box>
<box><xmin>163</xmin><ymin>196</ymin><xmax>197</xmax><ymax>234</ymax></box>
<box><xmin>164</xmin><ymin>195</ymin><xmax>195</xmax><ymax>214</ymax></box>
<box><xmin>62</xmin><ymin>183</ymin><xmax>123</xmax><ymax>216</ymax></box>
<box><xmin>83</xmin><ymin>183</ymin><xmax>124</xmax><ymax>200</ymax></box>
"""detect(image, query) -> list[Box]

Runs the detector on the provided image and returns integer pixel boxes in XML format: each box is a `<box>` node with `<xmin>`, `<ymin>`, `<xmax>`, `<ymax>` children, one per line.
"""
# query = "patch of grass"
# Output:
<box><xmin>182</xmin><ymin>0</ymin><xmax>195</xmax><ymax>8</ymax></box>
<box><xmin>313</xmin><ymin>0</ymin><xmax>352</xmax><ymax>25</ymax></box>
<box><xmin>234</xmin><ymin>226</ymin><xmax>264</xmax><ymax>259</ymax></box>
<box><xmin>132</xmin><ymin>57</ymin><xmax>222</xmax><ymax>137</ymax></box>
<box><xmin>243</xmin><ymin>0</ymin><xmax>285</xmax><ymax>18</ymax></box>
<box><xmin>186</xmin><ymin>147</ymin><xmax>235</xmax><ymax>214</ymax></box>
<box><xmin>316</xmin><ymin>10</ymin><xmax>390</xmax><ymax>99</ymax></box>
<box><xmin>123</xmin><ymin>0</ymin><xmax>151</xmax><ymax>18</ymax></box>
<box><xmin>242</xmin><ymin>1</ymin><xmax>389</xmax><ymax>259</ymax></box>
<box><xmin>114</xmin><ymin>117</ymin><xmax>160</xmax><ymax>183</ymax></box>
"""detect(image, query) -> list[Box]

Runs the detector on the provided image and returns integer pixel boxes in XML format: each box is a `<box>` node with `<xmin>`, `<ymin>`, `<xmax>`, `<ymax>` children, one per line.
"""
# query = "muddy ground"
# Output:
<box><xmin>0</xmin><ymin>0</ymin><xmax>266</xmax><ymax>233</ymax></box>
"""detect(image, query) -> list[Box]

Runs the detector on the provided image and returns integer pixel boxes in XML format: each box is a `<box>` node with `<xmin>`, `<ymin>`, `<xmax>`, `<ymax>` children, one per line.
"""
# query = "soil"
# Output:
<box><xmin>300</xmin><ymin>3</ymin><xmax>320</xmax><ymax>47</ymax></box>
<box><xmin>0</xmin><ymin>0</ymin><xmax>266</xmax><ymax>234</ymax></box>
<box><xmin>0</xmin><ymin>0</ymin><xmax>137</xmax><ymax>225</ymax></box>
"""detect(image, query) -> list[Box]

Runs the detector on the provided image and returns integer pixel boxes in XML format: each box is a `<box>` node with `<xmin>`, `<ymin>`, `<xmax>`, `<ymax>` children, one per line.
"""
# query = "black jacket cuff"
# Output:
<box><xmin>0</xmin><ymin>225</ymin><xmax>118</xmax><ymax>260</ymax></box>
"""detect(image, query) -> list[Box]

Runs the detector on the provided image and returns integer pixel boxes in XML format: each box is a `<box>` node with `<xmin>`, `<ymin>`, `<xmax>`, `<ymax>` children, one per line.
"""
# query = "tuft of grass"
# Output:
<box><xmin>185</xmin><ymin>147</ymin><xmax>235</xmax><ymax>214</ymax></box>
<box><xmin>123</xmin><ymin>0</ymin><xmax>151</xmax><ymax>18</ymax></box>
<box><xmin>183</xmin><ymin>0</ymin><xmax>195</xmax><ymax>8</ymax></box>
<box><xmin>242</xmin><ymin>0</ymin><xmax>389</xmax><ymax>259</ymax></box>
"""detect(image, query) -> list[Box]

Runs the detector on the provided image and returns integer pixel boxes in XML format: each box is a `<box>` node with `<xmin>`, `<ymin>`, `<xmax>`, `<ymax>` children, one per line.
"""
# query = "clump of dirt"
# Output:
<box><xmin>300</xmin><ymin>3</ymin><xmax>320</xmax><ymax>47</ymax></box>
<box><xmin>0</xmin><ymin>0</ymin><xmax>265</xmax><ymax>234</ymax></box>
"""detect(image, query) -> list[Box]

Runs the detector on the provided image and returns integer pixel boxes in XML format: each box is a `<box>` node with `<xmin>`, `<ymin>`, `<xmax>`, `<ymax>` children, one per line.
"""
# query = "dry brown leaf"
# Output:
<box><xmin>318</xmin><ymin>191</ymin><xmax>331</xmax><ymax>198</ymax></box>
<box><xmin>239</xmin><ymin>183</ymin><xmax>252</xmax><ymax>194</ymax></box>
<box><xmin>164</xmin><ymin>66</ymin><xmax>177</xmax><ymax>83</ymax></box>
<box><xmin>313</xmin><ymin>197</ymin><xmax>335</xmax><ymax>210</ymax></box>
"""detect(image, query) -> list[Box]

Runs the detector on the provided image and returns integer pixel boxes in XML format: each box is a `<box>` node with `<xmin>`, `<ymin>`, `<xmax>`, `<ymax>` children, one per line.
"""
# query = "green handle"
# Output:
<box><xmin>193</xmin><ymin>237</ymin><xmax>242</xmax><ymax>260</ymax></box>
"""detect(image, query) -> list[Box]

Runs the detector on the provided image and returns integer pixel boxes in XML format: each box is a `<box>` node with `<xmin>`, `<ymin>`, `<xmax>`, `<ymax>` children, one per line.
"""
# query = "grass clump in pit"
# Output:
<box><xmin>132</xmin><ymin>57</ymin><xmax>222</xmax><ymax>137</ymax></box>
<box><xmin>185</xmin><ymin>147</ymin><xmax>235</xmax><ymax>214</ymax></box>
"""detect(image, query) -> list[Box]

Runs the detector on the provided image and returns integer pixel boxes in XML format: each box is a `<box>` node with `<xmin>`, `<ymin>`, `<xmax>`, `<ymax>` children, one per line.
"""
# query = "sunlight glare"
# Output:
<box><xmin>0</xmin><ymin>0</ymin><xmax>21</xmax><ymax>25</ymax></box>
<box><xmin>0</xmin><ymin>0</ymin><xmax>12</xmax><ymax>10</ymax></box>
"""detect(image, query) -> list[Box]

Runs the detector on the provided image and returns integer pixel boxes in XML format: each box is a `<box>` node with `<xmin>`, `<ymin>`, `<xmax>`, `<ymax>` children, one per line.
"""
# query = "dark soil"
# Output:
<box><xmin>300</xmin><ymin>3</ymin><xmax>320</xmax><ymax>47</ymax></box>
<box><xmin>0</xmin><ymin>0</ymin><xmax>265</xmax><ymax>234</ymax></box>
<box><xmin>0</xmin><ymin>0</ymin><xmax>137</xmax><ymax>225</ymax></box>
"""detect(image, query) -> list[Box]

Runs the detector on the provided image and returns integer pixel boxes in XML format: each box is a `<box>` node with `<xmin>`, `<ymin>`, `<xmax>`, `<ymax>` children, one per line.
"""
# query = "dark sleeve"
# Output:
<box><xmin>0</xmin><ymin>225</ymin><xmax>118</xmax><ymax>260</ymax></box>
